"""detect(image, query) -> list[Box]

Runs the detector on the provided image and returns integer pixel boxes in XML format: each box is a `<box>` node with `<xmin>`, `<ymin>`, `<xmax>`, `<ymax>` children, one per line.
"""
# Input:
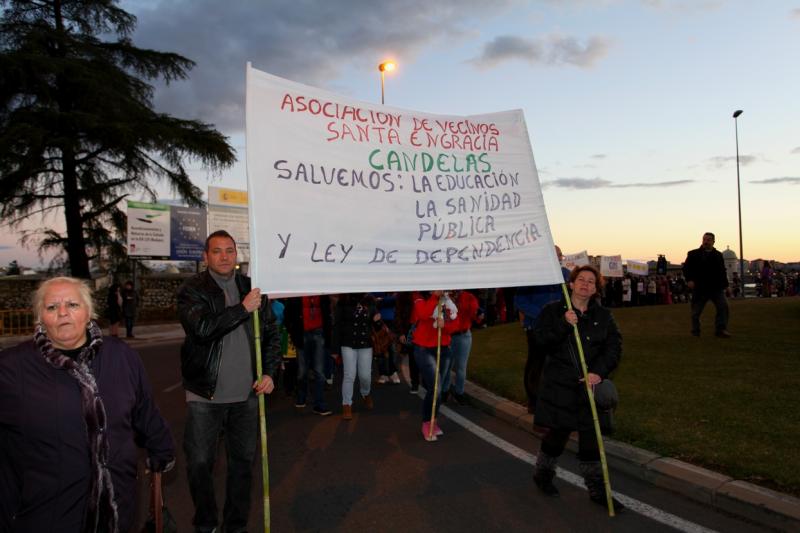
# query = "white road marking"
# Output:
<box><xmin>163</xmin><ymin>381</ymin><xmax>183</xmax><ymax>393</ymax></box>
<box><xmin>440</xmin><ymin>405</ymin><xmax>719</xmax><ymax>533</ymax></box>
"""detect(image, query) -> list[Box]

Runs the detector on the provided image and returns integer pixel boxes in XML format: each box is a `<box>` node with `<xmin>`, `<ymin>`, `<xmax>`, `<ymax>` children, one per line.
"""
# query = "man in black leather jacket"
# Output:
<box><xmin>177</xmin><ymin>230</ymin><xmax>281</xmax><ymax>533</ymax></box>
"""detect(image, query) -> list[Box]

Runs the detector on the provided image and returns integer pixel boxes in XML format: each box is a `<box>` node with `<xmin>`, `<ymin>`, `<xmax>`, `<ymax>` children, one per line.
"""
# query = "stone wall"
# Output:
<box><xmin>0</xmin><ymin>273</ymin><xmax>193</xmax><ymax>328</ymax></box>
<box><xmin>0</xmin><ymin>275</ymin><xmax>45</xmax><ymax>310</ymax></box>
<box><xmin>134</xmin><ymin>274</ymin><xmax>193</xmax><ymax>321</ymax></box>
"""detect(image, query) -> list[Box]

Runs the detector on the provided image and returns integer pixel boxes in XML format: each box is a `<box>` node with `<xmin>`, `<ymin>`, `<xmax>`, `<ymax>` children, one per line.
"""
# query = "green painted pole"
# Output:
<box><xmin>561</xmin><ymin>283</ymin><xmax>615</xmax><ymax>517</ymax></box>
<box><xmin>428</xmin><ymin>295</ymin><xmax>445</xmax><ymax>440</ymax></box>
<box><xmin>252</xmin><ymin>311</ymin><xmax>271</xmax><ymax>532</ymax></box>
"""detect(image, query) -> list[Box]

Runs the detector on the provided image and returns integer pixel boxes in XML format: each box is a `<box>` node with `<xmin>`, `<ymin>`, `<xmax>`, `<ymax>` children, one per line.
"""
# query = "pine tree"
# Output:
<box><xmin>0</xmin><ymin>0</ymin><xmax>235</xmax><ymax>278</ymax></box>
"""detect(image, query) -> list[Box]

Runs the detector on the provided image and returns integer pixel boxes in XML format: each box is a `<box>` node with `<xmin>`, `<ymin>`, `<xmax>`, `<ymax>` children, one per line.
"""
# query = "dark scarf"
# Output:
<box><xmin>34</xmin><ymin>321</ymin><xmax>119</xmax><ymax>533</ymax></box>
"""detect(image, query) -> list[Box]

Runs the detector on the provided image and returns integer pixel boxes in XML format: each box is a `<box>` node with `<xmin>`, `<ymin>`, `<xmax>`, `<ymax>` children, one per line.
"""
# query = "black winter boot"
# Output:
<box><xmin>579</xmin><ymin>461</ymin><xmax>624</xmax><ymax>513</ymax></box>
<box><xmin>533</xmin><ymin>452</ymin><xmax>560</xmax><ymax>497</ymax></box>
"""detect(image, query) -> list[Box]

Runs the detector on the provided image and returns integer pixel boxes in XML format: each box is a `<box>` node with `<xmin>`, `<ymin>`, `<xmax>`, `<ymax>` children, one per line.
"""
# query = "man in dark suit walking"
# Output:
<box><xmin>683</xmin><ymin>232</ymin><xmax>731</xmax><ymax>338</ymax></box>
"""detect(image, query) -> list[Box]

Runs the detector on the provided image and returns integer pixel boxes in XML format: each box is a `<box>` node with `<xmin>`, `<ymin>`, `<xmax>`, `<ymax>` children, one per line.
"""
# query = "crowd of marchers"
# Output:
<box><xmin>6</xmin><ymin>230</ymin><xmax>799</xmax><ymax>530</ymax></box>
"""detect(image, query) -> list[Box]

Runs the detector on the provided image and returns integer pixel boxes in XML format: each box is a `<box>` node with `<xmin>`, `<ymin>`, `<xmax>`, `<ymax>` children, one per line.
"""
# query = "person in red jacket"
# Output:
<box><xmin>411</xmin><ymin>291</ymin><xmax>459</xmax><ymax>441</ymax></box>
<box><xmin>441</xmin><ymin>289</ymin><xmax>483</xmax><ymax>404</ymax></box>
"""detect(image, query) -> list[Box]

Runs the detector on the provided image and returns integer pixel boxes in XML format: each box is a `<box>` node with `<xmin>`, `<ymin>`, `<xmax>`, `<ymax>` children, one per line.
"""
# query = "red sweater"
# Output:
<box><xmin>302</xmin><ymin>295</ymin><xmax>323</xmax><ymax>331</ymax></box>
<box><xmin>412</xmin><ymin>294</ymin><xmax>459</xmax><ymax>347</ymax></box>
<box><xmin>452</xmin><ymin>291</ymin><xmax>480</xmax><ymax>333</ymax></box>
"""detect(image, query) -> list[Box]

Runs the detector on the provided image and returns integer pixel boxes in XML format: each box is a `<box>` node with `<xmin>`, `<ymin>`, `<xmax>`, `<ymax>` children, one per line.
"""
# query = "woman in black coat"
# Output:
<box><xmin>121</xmin><ymin>280</ymin><xmax>138</xmax><ymax>338</ymax></box>
<box><xmin>106</xmin><ymin>282</ymin><xmax>122</xmax><ymax>336</ymax></box>
<box><xmin>532</xmin><ymin>265</ymin><xmax>623</xmax><ymax>511</ymax></box>
<box><xmin>330</xmin><ymin>293</ymin><xmax>380</xmax><ymax>420</ymax></box>
<box><xmin>0</xmin><ymin>277</ymin><xmax>174</xmax><ymax>532</ymax></box>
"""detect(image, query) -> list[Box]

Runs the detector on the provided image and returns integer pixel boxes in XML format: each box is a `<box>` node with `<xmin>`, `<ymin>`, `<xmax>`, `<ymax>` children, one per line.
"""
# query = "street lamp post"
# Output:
<box><xmin>733</xmin><ymin>109</ymin><xmax>744</xmax><ymax>296</ymax></box>
<box><xmin>378</xmin><ymin>61</ymin><xmax>396</xmax><ymax>105</ymax></box>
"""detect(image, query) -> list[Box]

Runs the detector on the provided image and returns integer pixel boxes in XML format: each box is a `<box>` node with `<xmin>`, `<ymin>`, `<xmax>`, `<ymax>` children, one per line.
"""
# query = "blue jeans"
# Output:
<box><xmin>341</xmin><ymin>346</ymin><xmax>372</xmax><ymax>405</ymax></box>
<box><xmin>442</xmin><ymin>331</ymin><xmax>472</xmax><ymax>395</ymax></box>
<box><xmin>324</xmin><ymin>346</ymin><xmax>334</xmax><ymax>380</ymax></box>
<box><xmin>407</xmin><ymin>343</ymin><xmax>420</xmax><ymax>388</ymax></box>
<box><xmin>297</xmin><ymin>328</ymin><xmax>326</xmax><ymax>409</ymax></box>
<box><xmin>414</xmin><ymin>344</ymin><xmax>451</xmax><ymax>422</ymax></box>
<box><xmin>184</xmin><ymin>396</ymin><xmax>258</xmax><ymax>533</ymax></box>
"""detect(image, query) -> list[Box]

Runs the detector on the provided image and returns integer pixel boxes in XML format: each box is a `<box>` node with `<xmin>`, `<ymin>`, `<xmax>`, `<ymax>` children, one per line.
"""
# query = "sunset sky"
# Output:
<box><xmin>2</xmin><ymin>0</ymin><xmax>798</xmax><ymax>268</ymax></box>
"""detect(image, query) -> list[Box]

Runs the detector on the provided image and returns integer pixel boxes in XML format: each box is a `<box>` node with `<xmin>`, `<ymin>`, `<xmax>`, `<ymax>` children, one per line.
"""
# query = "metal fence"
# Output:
<box><xmin>0</xmin><ymin>309</ymin><xmax>35</xmax><ymax>337</ymax></box>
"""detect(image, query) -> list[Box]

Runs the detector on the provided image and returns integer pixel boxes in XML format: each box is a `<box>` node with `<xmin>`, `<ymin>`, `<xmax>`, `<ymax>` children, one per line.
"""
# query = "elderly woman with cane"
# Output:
<box><xmin>0</xmin><ymin>276</ymin><xmax>175</xmax><ymax>532</ymax></box>
<box><xmin>531</xmin><ymin>265</ymin><xmax>624</xmax><ymax>512</ymax></box>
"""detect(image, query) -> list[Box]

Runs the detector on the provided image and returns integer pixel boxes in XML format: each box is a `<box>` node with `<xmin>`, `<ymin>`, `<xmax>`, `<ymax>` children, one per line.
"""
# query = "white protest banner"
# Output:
<box><xmin>245</xmin><ymin>66</ymin><xmax>563</xmax><ymax>296</ymax></box>
<box><xmin>626</xmin><ymin>260</ymin><xmax>649</xmax><ymax>276</ymax></box>
<box><xmin>563</xmin><ymin>250</ymin><xmax>590</xmax><ymax>271</ymax></box>
<box><xmin>208</xmin><ymin>186</ymin><xmax>250</xmax><ymax>262</ymax></box>
<box><xmin>600</xmin><ymin>255</ymin><xmax>624</xmax><ymax>278</ymax></box>
<box><xmin>127</xmin><ymin>201</ymin><xmax>170</xmax><ymax>258</ymax></box>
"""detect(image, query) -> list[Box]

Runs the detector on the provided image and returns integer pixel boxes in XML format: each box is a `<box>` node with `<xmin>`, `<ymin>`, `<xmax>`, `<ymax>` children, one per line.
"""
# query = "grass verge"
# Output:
<box><xmin>469</xmin><ymin>297</ymin><xmax>800</xmax><ymax>496</ymax></box>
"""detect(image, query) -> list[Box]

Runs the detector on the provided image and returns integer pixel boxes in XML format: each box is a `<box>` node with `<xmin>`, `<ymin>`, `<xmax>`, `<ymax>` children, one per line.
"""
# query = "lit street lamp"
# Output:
<box><xmin>378</xmin><ymin>61</ymin><xmax>396</xmax><ymax>105</ymax></box>
<box><xmin>733</xmin><ymin>109</ymin><xmax>744</xmax><ymax>295</ymax></box>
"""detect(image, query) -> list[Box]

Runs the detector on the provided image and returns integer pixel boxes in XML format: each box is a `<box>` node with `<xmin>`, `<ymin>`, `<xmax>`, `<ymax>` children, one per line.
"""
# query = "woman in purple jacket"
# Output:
<box><xmin>0</xmin><ymin>277</ymin><xmax>175</xmax><ymax>533</ymax></box>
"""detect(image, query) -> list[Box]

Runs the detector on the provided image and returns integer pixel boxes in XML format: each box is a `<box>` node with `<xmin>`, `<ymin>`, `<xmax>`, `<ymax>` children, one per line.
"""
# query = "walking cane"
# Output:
<box><xmin>253</xmin><ymin>310</ymin><xmax>271</xmax><ymax>533</ymax></box>
<box><xmin>151</xmin><ymin>472</ymin><xmax>163</xmax><ymax>533</ymax></box>
<box><xmin>560</xmin><ymin>283</ymin><xmax>615</xmax><ymax>516</ymax></box>
<box><xmin>144</xmin><ymin>468</ymin><xmax>176</xmax><ymax>532</ymax></box>
<box><xmin>428</xmin><ymin>295</ymin><xmax>445</xmax><ymax>440</ymax></box>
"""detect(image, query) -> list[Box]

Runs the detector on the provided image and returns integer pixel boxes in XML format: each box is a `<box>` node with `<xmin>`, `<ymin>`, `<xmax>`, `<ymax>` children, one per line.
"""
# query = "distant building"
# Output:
<box><xmin>749</xmin><ymin>258</ymin><xmax>788</xmax><ymax>275</ymax></box>
<box><xmin>722</xmin><ymin>247</ymin><xmax>741</xmax><ymax>281</ymax></box>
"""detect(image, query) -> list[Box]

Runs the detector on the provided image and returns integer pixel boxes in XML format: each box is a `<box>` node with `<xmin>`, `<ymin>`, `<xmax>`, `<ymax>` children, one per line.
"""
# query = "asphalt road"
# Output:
<box><xmin>133</xmin><ymin>340</ymin><xmax>772</xmax><ymax>532</ymax></box>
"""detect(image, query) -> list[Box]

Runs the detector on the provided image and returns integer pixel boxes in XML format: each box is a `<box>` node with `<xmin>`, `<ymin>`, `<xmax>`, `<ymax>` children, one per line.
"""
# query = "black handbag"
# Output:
<box><xmin>593</xmin><ymin>379</ymin><xmax>618</xmax><ymax>435</ymax></box>
<box><xmin>566</xmin><ymin>339</ymin><xmax>619</xmax><ymax>435</ymax></box>
<box><xmin>593</xmin><ymin>379</ymin><xmax>618</xmax><ymax>410</ymax></box>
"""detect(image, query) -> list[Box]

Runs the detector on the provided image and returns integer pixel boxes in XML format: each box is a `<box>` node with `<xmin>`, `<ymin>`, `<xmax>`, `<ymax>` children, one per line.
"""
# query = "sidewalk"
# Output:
<box><xmin>461</xmin><ymin>379</ymin><xmax>800</xmax><ymax>531</ymax></box>
<box><xmin>113</xmin><ymin>322</ymin><xmax>186</xmax><ymax>346</ymax></box>
<box><xmin>0</xmin><ymin>322</ymin><xmax>186</xmax><ymax>350</ymax></box>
